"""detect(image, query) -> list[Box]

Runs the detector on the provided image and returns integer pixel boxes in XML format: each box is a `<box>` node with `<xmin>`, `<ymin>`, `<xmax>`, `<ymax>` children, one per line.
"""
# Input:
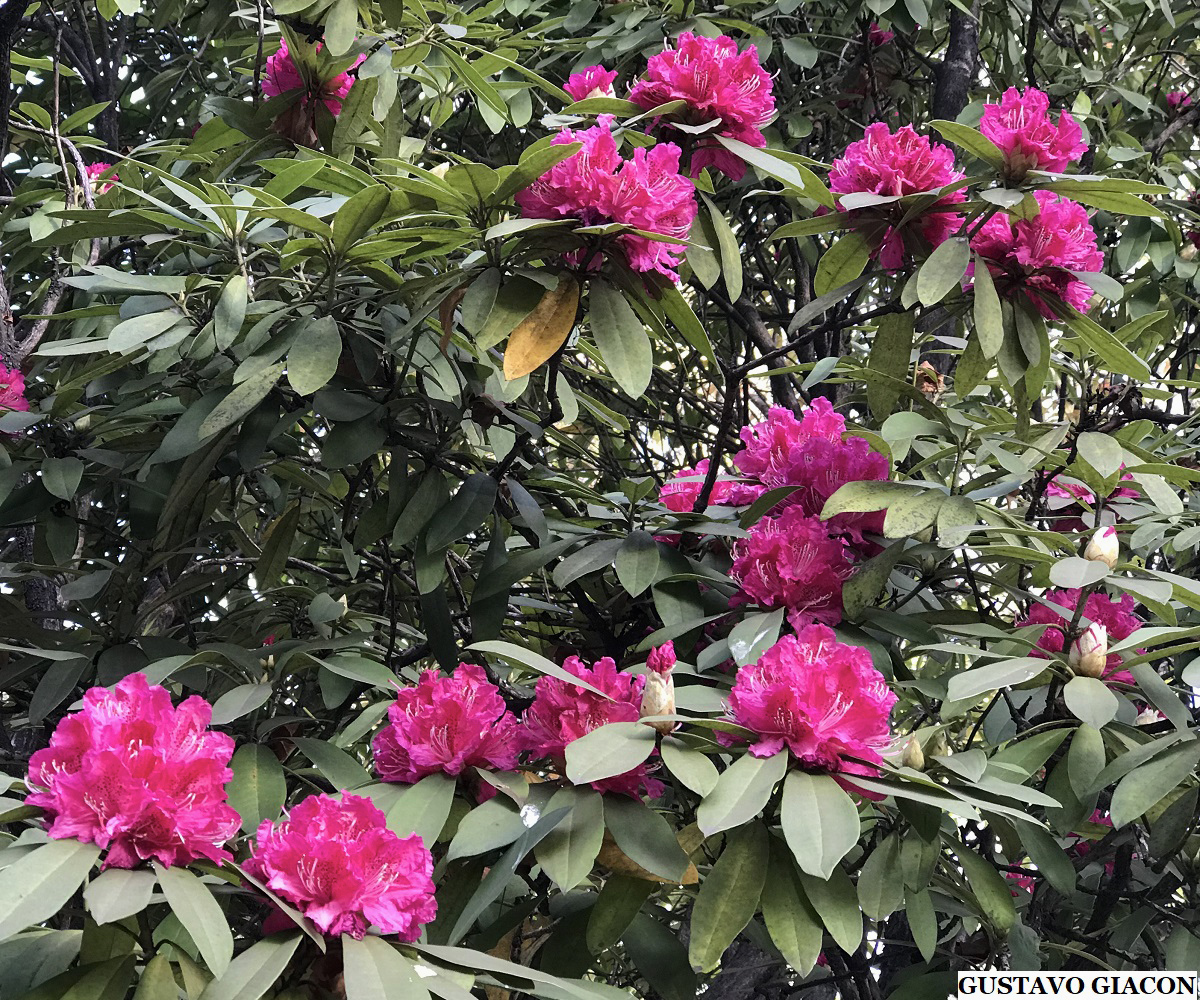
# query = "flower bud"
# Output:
<box><xmin>430</xmin><ymin>162</ymin><xmax>451</xmax><ymax>180</ymax></box>
<box><xmin>640</xmin><ymin>642</ymin><xmax>676</xmax><ymax>734</ymax></box>
<box><xmin>900</xmin><ymin>737</ymin><xmax>925</xmax><ymax>771</ymax></box>
<box><xmin>1084</xmin><ymin>525</ymin><xmax>1119</xmax><ymax>569</ymax></box>
<box><xmin>1068</xmin><ymin>622</ymin><xmax>1108</xmax><ymax>678</ymax></box>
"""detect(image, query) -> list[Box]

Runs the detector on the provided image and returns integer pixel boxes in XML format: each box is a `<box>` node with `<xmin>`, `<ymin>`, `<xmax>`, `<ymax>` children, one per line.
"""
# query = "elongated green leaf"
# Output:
<box><xmin>344</xmin><ymin>934</ymin><xmax>432</xmax><ymax>1000</ymax></box>
<box><xmin>906</xmin><ymin>890</ymin><xmax>938</xmax><ymax>961</ymax></box>
<box><xmin>84</xmin><ymin>868</ymin><xmax>156</xmax><ymax>925</ymax></box>
<box><xmin>535</xmin><ymin>788</ymin><xmax>605</xmax><ymax>890</ymax></box>
<box><xmin>761</xmin><ymin>838</ymin><xmax>822</xmax><ymax>975</ymax></box>
<box><xmin>688</xmin><ymin>822</ymin><xmax>768</xmax><ymax>973</ymax></box>
<box><xmin>798</xmin><ymin>866</ymin><xmax>863</xmax><ymax>953</ymax></box>
<box><xmin>697</xmin><ymin>751</ymin><xmax>788</xmax><ymax>836</ymax></box>
<box><xmin>213</xmin><ymin>275</ymin><xmax>248</xmax><ymax>350</ymax></box>
<box><xmin>951</xmin><ymin>842</ymin><xmax>1016</xmax><ymax>935</ymax></box>
<box><xmin>589</xmin><ymin>281</ymin><xmax>652</xmax><ymax>398</ymax></box>
<box><xmin>290</xmin><ymin>737</ymin><xmax>372</xmax><ymax>790</ymax></box>
<box><xmin>227</xmin><ymin>744</ymin><xmax>288</xmax><ymax>834</ymax></box>
<box><xmin>866</xmin><ymin>311</ymin><xmax>915</xmax><ymax>420</ymax></box>
<box><xmin>971</xmin><ymin>254</ymin><xmax>1004</xmax><ymax>358</ymax></box>
<box><xmin>565</xmin><ymin>722</ymin><xmax>656</xmax><ymax>785</ymax></box>
<box><xmin>660</xmin><ymin>741</ymin><xmax>719</xmax><ymax>797</ymax></box>
<box><xmin>929</xmin><ymin>120</ymin><xmax>1006</xmax><ymax>168</ymax></box>
<box><xmin>425</xmin><ymin>474</ymin><xmax>497</xmax><ymax>550</ymax></box>
<box><xmin>814</xmin><ymin>230</ymin><xmax>871</xmax><ymax>297</ymax></box>
<box><xmin>781</xmin><ymin>771</ymin><xmax>861</xmax><ymax>880</ymax></box>
<box><xmin>333</xmin><ymin>185</ymin><xmax>390</xmax><ymax>250</ymax></box>
<box><xmin>288</xmin><ymin>317</ymin><xmax>342</xmax><ymax>396</ymax></box>
<box><xmin>586</xmin><ymin>875</ymin><xmax>654</xmax><ymax>954</ymax></box>
<box><xmin>701</xmin><ymin>194</ymin><xmax>743</xmax><ymax>300</ymax></box>
<box><xmin>198</xmin><ymin>364</ymin><xmax>283</xmax><ymax>438</ymax></box>
<box><xmin>469</xmin><ymin>640</ymin><xmax>614</xmax><ymax>700</ymax></box>
<box><xmin>603</xmin><ymin>797</ymin><xmax>690</xmax><ymax>883</ymax></box>
<box><xmin>917</xmin><ymin>237</ymin><xmax>970</xmax><ymax>306</ymax></box>
<box><xmin>133</xmin><ymin>954</ymin><xmax>178</xmax><ymax>1000</ymax></box>
<box><xmin>615</xmin><ymin>531</ymin><xmax>660</xmax><ymax>597</ymax></box>
<box><xmin>857</xmin><ymin>834</ymin><xmax>904</xmax><ymax>919</ymax></box>
<box><xmin>106</xmin><ymin>310</ymin><xmax>184</xmax><ymax>353</ymax></box>
<box><xmin>360</xmin><ymin>774</ymin><xmax>456</xmax><ymax>845</ymax></box>
<box><xmin>200</xmin><ymin>933</ymin><xmax>301</xmax><ymax>1000</ymax></box>
<box><xmin>0</xmin><ymin>840</ymin><xmax>100</xmax><ymax>940</ymax></box>
<box><xmin>154</xmin><ymin>863</ymin><xmax>234</xmax><ymax>976</ymax></box>
<box><xmin>1111</xmin><ymin>742</ymin><xmax>1200</xmax><ymax>829</ymax></box>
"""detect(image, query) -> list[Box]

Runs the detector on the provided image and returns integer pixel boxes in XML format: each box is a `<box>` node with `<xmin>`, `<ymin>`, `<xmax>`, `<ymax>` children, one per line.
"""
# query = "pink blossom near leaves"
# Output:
<box><xmin>84</xmin><ymin>162</ymin><xmax>118</xmax><ymax>195</ymax></box>
<box><xmin>723</xmin><ymin>625</ymin><xmax>896</xmax><ymax>775</ymax></box>
<box><xmin>1017</xmin><ymin>588</ymin><xmax>1142</xmax><ymax>684</ymax></box>
<box><xmin>1005</xmin><ymin>869</ymin><xmax>1038</xmax><ymax>895</ymax></box>
<box><xmin>245</xmin><ymin>792</ymin><xmax>436</xmax><ymax>940</ymax></box>
<box><xmin>732</xmin><ymin>399</ymin><xmax>890</xmax><ymax>541</ymax></box>
<box><xmin>25</xmin><ymin>672</ymin><xmax>239</xmax><ymax>870</ymax></box>
<box><xmin>659</xmin><ymin>458</ymin><xmax>765</xmax><ymax>512</ymax></box>
<box><xmin>1043</xmin><ymin>472</ymin><xmax>1139</xmax><ymax>532</ymax></box>
<box><xmin>372</xmin><ymin>664</ymin><xmax>520</xmax><ymax>785</ymax></box>
<box><xmin>0</xmin><ymin>365</ymin><xmax>29</xmax><ymax>412</ymax></box>
<box><xmin>1167</xmin><ymin>91</ymin><xmax>1192</xmax><ymax>111</ymax></box>
<box><xmin>828</xmin><ymin>123</ymin><xmax>966</xmax><ymax>268</ymax></box>
<box><xmin>970</xmin><ymin>190</ymin><xmax>1104</xmax><ymax>318</ymax></box>
<box><xmin>978</xmin><ymin>87</ymin><xmax>1088</xmax><ymax>176</ymax></box>
<box><xmin>262</xmin><ymin>38</ymin><xmax>363</xmax><ymax>116</ymax></box>
<box><xmin>868</xmin><ymin>22</ymin><xmax>895</xmax><ymax>45</ymax></box>
<box><xmin>564</xmin><ymin>65</ymin><xmax>618</xmax><ymax>102</ymax></box>
<box><xmin>628</xmin><ymin>32</ymin><xmax>775</xmax><ymax>181</ymax></box>
<box><xmin>520</xmin><ymin>654</ymin><xmax>664</xmax><ymax>798</ymax></box>
<box><xmin>515</xmin><ymin>117</ymin><xmax>697</xmax><ymax>281</ymax></box>
<box><xmin>646</xmin><ymin>641</ymin><xmax>676</xmax><ymax>675</ymax></box>
<box><xmin>730</xmin><ymin>506</ymin><xmax>855</xmax><ymax>627</ymax></box>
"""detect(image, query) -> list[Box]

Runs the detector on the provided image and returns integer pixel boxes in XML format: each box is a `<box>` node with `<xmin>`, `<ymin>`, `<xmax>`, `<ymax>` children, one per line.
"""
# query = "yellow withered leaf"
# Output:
<box><xmin>502</xmin><ymin>274</ymin><xmax>580</xmax><ymax>381</ymax></box>
<box><xmin>596</xmin><ymin>832</ymin><xmax>700</xmax><ymax>885</ymax></box>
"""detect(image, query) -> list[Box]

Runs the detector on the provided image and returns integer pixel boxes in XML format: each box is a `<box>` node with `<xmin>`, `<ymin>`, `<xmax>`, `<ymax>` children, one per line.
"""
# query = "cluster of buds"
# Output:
<box><xmin>640</xmin><ymin>641</ymin><xmax>676</xmax><ymax>734</ymax></box>
<box><xmin>1068</xmin><ymin>622</ymin><xmax>1108</xmax><ymax>678</ymax></box>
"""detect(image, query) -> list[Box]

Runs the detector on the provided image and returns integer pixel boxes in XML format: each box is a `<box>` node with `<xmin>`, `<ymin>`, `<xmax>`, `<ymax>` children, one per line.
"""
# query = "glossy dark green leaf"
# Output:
<box><xmin>687</xmin><ymin>822</ymin><xmax>768</xmax><ymax>973</ymax></box>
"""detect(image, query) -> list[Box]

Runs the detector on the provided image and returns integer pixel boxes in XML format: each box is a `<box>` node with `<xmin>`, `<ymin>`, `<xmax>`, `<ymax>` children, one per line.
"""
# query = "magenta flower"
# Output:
<box><xmin>629</xmin><ymin>32</ymin><xmax>775</xmax><ymax>181</ymax></box>
<box><xmin>724</xmin><ymin>625</ymin><xmax>896</xmax><ymax>775</ymax></box>
<box><xmin>0</xmin><ymin>365</ymin><xmax>29</xmax><ymax>412</ymax></box>
<box><xmin>25</xmin><ymin>673</ymin><xmax>239</xmax><ymax>870</ymax></box>
<box><xmin>979</xmin><ymin>87</ymin><xmax>1087</xmax><ymax>178</ymax></box>
<box><xmin>659</xmin><ymin>458</ymin><xmax>765</xmax><ymax>512</ymax></box>
<box><xmin>730</xmin><ymin>506</ymin><xmax>854</xmax><ymax>628</ymax></box>
<box><xmin>828</xmin><ymin>123</ymin><xmax>966</xmax><ymax>268</ymax></box>
<box><xmin>521</xmin><ymin>654</ymin><xmax>664</xmax><ymax>798</ymax></box>
<box><xmin>1167</xmin><ymin>91</ymin><xmax>1192</xmax><ymax>112</ymax></box>
<box><xmin>372</xmin><ymin>664</ymin><xmax>520</xmax><ymax>785</ymax></box>
<box><xmin>970</xmin><ymin>191</ymin><xmax>1104</xmax><ymax>317</ymax></box>
<box><xmin>732</xmin><ymin>398</ymin><xmax>890</xmax><ymax>541</ymax></box>
<box><xmin>1017</xmin><ymin>588</ymin><xmax>1142</xmax><ymax>685</ymax></box>
<box><xmin>868</xmin><ymin>22</ymin><xmax>895</xmax><ymax>46</ymax></box>
<box><xmin>84</xmin><ymin>162</ymin><xmax>118</xmax><ymax>195</ymax></box>
<box><xmin>564</xmin><ymin>65</ymin><xmax>618</xmax><ymax>102</ymax></box>
<box><xmin>1006</xmin><ymin>869</ymin><xmax>1038</xmax><ymax>896</ymax></box>
<box><xmin>262</xmin><ymin>38</ymin><xmax>363</xmax><ymax>116</ymax></box>
<box><xmin>515</xmin><ymin>117</ymin><xmax>697</xmax><ymax>281</ymax></box>
<box><xmin>246</xmin><ymin>793</ymin><xmax>436</xmax><ymax>940</ymax></box>
<box><xmin>1043</xmin><ymin>471</ymin><xmax>1138</xmax><ymax>532</ymax></box>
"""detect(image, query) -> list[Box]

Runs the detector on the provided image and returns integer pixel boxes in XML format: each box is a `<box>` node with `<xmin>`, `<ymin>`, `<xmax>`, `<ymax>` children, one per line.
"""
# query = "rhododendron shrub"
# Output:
<box><xmin>25</xmin><ymin>673</ymin><xmax>239</xmax><ymax>869</ymax></box>
<box><xmin>979</xmin><ymin>87</ymin><xmax>1088</xmax><ymax>178</ymax></box>
<box><xmin>1017</xmin><ymin>588</ymin><xmax>1142</xmax><ymax>683</ymax></box>
<box><xmin>564</xmin><ymin>65</ymin><xmax>618</xmax><ymax>102</ymax></box>
<box><xmin>246</xmin><ymin>793</ymin><xmax>436</xmax><ymax>939</ymax></box>
<box><xmin>0</xmin><ymin>364</ymin><xmax>29</xmax><ymax>411</ymax></box>
<box><xmin>262</xmin><ymin>38</ymin><xmax>361</xmax><ymax>116</ymax></box>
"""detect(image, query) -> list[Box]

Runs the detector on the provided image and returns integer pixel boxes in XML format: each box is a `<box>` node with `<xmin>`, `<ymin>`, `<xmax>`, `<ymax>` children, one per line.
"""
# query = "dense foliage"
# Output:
<box><xmin>1</xmin><ymin>0</ymin><xmax>1199</xmax><ymax>998</ymax></box>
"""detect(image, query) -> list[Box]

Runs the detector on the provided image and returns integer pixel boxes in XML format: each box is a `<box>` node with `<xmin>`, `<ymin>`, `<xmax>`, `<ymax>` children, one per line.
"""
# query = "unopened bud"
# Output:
<box><xmin>640</xmin><ymin>642</ymin><xmax>676</xmax><ymax>734</ymax></box>
<box><xmin>1084</xmin><ymin>526</ymin><xmax>1119</xmax><ymax>569</ymax></box>
<box><xmin>430</xmin><ymin>162</ymin><xmax>451</xmax><ymax>179</ymax></box>
<box><xmin>900</xmin><ymin>738</ymin><xmax>925</xmax><ymax>771</ymax></box>
<box><xmin>1069</xmin><ymin>622</ymin><xmax>1108</xmax><ymax>678</ymax></box>
<box><xmin>1135</xmin><ymin>707</ymin><xmax>1165</xmax><ymax>726</ymax></box>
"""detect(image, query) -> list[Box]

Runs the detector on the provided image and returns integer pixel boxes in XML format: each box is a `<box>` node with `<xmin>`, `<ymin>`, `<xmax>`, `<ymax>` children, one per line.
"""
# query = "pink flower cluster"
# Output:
<box><xmin>372</xmin><ymin>664</ymin><xmax>519</xmax><ymax>785</ymax></box>
<box><xmin>658</xmin><ymin>457</ymin><xmax>764</xmax><ymax>512</ymax></box>
<box><xmin>0</xmin><ymin>364</ymin><xmax>29</xmax><ymax>412</ymax></box>
<box><xmin>970</xmin><ymin>190</ymin><xmax>1104</xmax><ymax>317</ymax></box>
<box><xmin>515</xmin><ymin>116</ymin><xmax>697</xmax><ymax>280</ymax></box>
<box><xmin>628</xmin><ymin>32</ymin><xmax>776</xmax><ymax>181</ymax></box>
<box><xmin>868</xmin><ymin>22</ymin><xmax>895</xmax><ymax>46</ymax></box>
<box><xmin>724</xmin><ymin>625</ymin><xmax>896</xmax><ymax>779</ymax></box>
<box><xmin>520</xmin><ymin>654</ymin><xmax>664</xmax><ymax>798</ymax></box>
<box><xmin>25</xmin><ymin>673</ymin><xmax>240</xmax><ymax>870</ymax></box>
<box><xmin>1017</xmin><ymin>588</ymin><xmax>1142</xmax><ymax>685</ymax></box>
<box><xmin>565</xmin><ymin>65</ymin><xmax>618</xmax><ymax>102</ymax></box>
<box><xmin>1167</xmin><ymin>91</ymin><xmax>1192</xmax><ymax>112</ymax></box>
<box><xmin>979</xmin><ymin>87</ymin><xmax>1088</xmax><ymax>177</ymax></box>
<box><xmin>1044</xmin><ymin>472</ymin><xmax>1138</xmax><ymax>532</ymax></box>
<box><xmin>262</xmin><ymin>38</ymin><xmax>362</xmax><ymax>116</ymax></box>
<box><xmin>84</xmin><ymin>162</ymin><xmax>118</xmax><ymax>195</ymax></box>
<box><xmin>246</xmin><ymin>793</ymin><xmax>436</xmax><ymax>940</ymax></box>
<box><xmin>828</xmin><ymin>123</ymin><xmax>966</xmax><ymax>269</ymax></box>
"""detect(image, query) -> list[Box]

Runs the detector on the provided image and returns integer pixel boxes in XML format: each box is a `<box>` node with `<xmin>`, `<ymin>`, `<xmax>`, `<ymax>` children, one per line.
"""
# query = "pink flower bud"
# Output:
<box><xmin>1084</xmin><ymin>526</ymin><xmax>1119</xmax><ymax>569</ymax></box>
<box><xmin>639</xmin><ymin>670</ymin><xmax>675</xmax><ymax>734</ymax></box>
<box><xmin>646</xmin><ymin>641</ymin><xmax>676</xmax><ymax>675</ymax></box>
<box><xmin>1069</xmin><ymin>622</ymin><xmax>1108</xmax><ymax>678</ymax></box>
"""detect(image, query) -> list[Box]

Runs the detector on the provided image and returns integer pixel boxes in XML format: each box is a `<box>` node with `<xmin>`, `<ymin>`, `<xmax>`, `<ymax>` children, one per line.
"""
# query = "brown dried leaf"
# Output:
<box><xmin>502</xmin><ymin>274</ymin><xmax>580</xmax><ymax>381</ymax></box>
<box><xmin>596</xmin><ymin>832</ymin><xmax>699</xmax><ymax>885</ymax></box>
<box><xmin>439</xmin><ymin>284</ymin><xmax>469</xmax><ymax>355</ymax></box>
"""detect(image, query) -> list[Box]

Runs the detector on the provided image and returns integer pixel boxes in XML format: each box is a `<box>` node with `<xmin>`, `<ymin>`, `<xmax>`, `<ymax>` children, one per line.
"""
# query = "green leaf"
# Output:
<box><xmin>589</xmin><ymin>281</ymin><xmax>652</xmax><ymax>398</ymax></box>
<box><xmin>660</xmin><ymin>740</ymin><xmax>719</xmax><ymax>797</ymax></box>
<box><xmin>447</xmin><ymin>796</ymin><xmax>526</xmax><ymax>861</ymax></box>
<box><xmin>287</xmin><ymin>317</ymin><xmax>342</xmax><ymax>396</ymax></box>
<box><xmin>761</xmin><ymin>838</ymin><xmax>823</xmax><ymax>975</ymax></box>
<box><xmin>333</xmin><ymin>185</ymin><xmax>391</xmax><ymax>250</ymax></box>
<box><xmin>657</xmin><ymin>283</ymin><xmax>717</xmax><ymax>366</ymax></box>
<box><xmin>199</xmin><ymin>933</ymin><xmax>301</xmax><ymax>1000</ymax></box>
<box><xmin>1076</xmin><ymin>431</ymin><xmax>1125</xmax><ymax>479</ymax></box>
<box><xmin>624</xmin><ymin>914</ymin><xmax>697</xmax><ymax>1000</ymax></box>
<box><xmin>323</xmin><ymin>0</ymin><xmax>358</xmax><ymax>55</ymax></box>
<box><xmin>565</xmin><ymin>722</ymin><xmax>656</xmax><ymax>786</ymax></box>
<box><xmin>106</xmin><ymin>310</ymin><xmax>184</xmax><ymax>353</ymax></box>
<box><xmin>154</xmin><ymin>864</ymin><xmax>234</xmax><ymax>976</ymax></box>
<box><xmin>227</xmin><ymin>744</ymin><xmax>288</xmax><ymax>834</ymax></box>
<box><xmin>84</xmin><ymin>868</ymin><xmax>156</xmax><ymax>925</ymax></box>
<box><xmin>42</xmin><ymin>457</ymin><xmax>84</xmax><ymax>501</ymax></box>
<box><xmin>1016</xmin><ymin>822</ymin><xmax>1076</xmax><ymax>895</ymax></box>
<box><xmin>951</xmin><ymin>842</ymin><xmax>1015</xmax><ymax>935</ymax></box>
<box><xmin>469</xmin><ymin>640</ymin><xmax>615</xmax><ymax>700</ymax></box>
<box><xmin>917</xmin><ymin>237</ymin><xmax>970</xmax><ymax>306</ymax></box>
<box><xmin>842</xmin><ymin>540</ymin><xmax>905</xmax><ymax>619</ymax></box>
<box><xmin>0</xmin><ymin>840</ymin><xmax>100</xmax><ymax>941</ymax></box>
<box><xmin>972</xmin><ymin>254</ymin><xmax>1004</xmax><ymax>358</ymax></box>
<box><xmin>697</xmin><ymin>750</ymin><xmax>788</xmax><ymax>836</ymax></box>
<box><xmin>687</xmin><ymin>822</ymin><xmax>768</xmax><ymax>973</ymax></box>
<box><xmin>798</xmin><ymin>867</ymin><xmax>863</xmax><ymax>954</ymax></box>
<box><xmin>535</xmin><ymin>788</ymin><xmax>606</xmax><ymax>890</ymax></box>
<box><xmin>133</xmin><ymin>955</ymin><xmax>178</xmax><ymax>1000</ymax></box>
<box><xmin>1130</xmin><ymin>663</ymin><xmax>1191</xmax><ymax>731</ymax></box>
<box><xmin>213</xmin><ymin>275</ymin><xmax>249</xmax><ymax>350</ymax></box>
<box><xmin>343</xmin><ymin>934</ymin><xmax>432</xmax><ymax>1000</ymax></box>
<box><xmin>1049</xmin><ymin>555</ymin><xmax>1108</xmax><ymax>589</ymax></box>
<box><xmin>319</xmin><ymin>654</ymin><xmax>399</xmax><ymax>690</ymax></box>
<box><xmin>1067</xmin><ymin>724</ymin><xmax>1106</xmax><ymax>800</ymax></box>
<box><xmin>857</xmin><ymin>834</ymin><xmax>904</xmax><ymax>919</ymax></box>
<box><xmin>603</xmin><ymin>797</ymin><xmax>690</xmax><ymax>883</ymax></box>
<box><xmin>945</xmin><ymin>657</ymin><xmax>1050</xmax><ymax>702</ymax></box>
<box><xmin>906</xmin><ymin>890</ymin><xmax>938</xmax><ymax>962</ymax></box>
<box><xmin>865</xmin><ymin>311</ymin><xmax>915</xmax><ymax>420</ymax></box>
<box><xmin>290</xmin><ymin>737</ymin><xmax>372</xmax><ymax>790</ymax></box>
<box><xmin>210</xmin><ymin>683</ymin><xmax>272</xmax><ymax>725</ymax></box>
<box><xmin>615</xmin><ymin>531</ymin><xmax>660</xmax><ymax>597</ymax></box>
<box><xmin>712</xmin><ymin>137</ymin><xmax>834</xmax><ymax>207</ymax></box>
<box><xmin>1110</xmin><ymin>743</ymin><xmax>1200</xmax><ymax>829</ymax></box>
<box><xmin>814</xmin><ymin>231</ymin><xmax>872</xmax><ymax>297</ymax></box>
<box><xmin>360</xmin><ymin>774</ymin><xmax>456</xmax><ymax>845</ymax></box>
<box><xmin>493</xmin><ymin>142</ymin><xmax>584</xmax><ymax>204</ymax></box>
<box><xmin>586</xmin><ymin>875</ymin><xmax>654</xmax><ymax>955</ymax></box>
<box><xmin>332</xmin><ymin>76</ymin><xmax>378</xmax><ymax>161</ymax></box>
<box><xmin>929</xmin><ymin>120</ymin><xmax>1006</xmax><ymax>168</ymax></box>
<box><xmin>425</xmin><ymin>474</ymin><xmax>497</xmax><ymax>550</ymax></box>
<box><xmin>727</xmin><ymin>608</ymin><xmax>786</xmax><ymax>668</ymax></box>
<box><xmin>198</xmin><ymin>364</ymin><xmax>283</xmax><ymax>438</ymax></box>
<box><xmin>1063</xmin><ymin>676</ymin><xmax>1118</xmax><ymax>729</ymax></box>
<box><xmin>781</xmin><ymin>771</ymin><xmax>861</xmax><ymax>880</ymax></box>
<box><xmin>701</xmin><ymin>194</ymin><xmax>743</xmax><ymax>301</ymax></box>
<box><xmin>770</xmin><ymin>213</ymin><xmax>853</xmax><ymax>240</ymax></box>
<box><xmin>1062</xmin><ymin>308</ymin><xmax>1152</xmax><ymax>381</ymax></box>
